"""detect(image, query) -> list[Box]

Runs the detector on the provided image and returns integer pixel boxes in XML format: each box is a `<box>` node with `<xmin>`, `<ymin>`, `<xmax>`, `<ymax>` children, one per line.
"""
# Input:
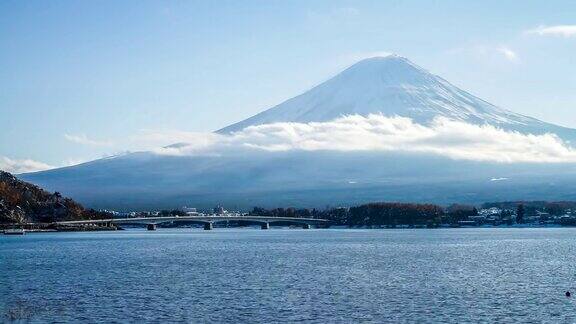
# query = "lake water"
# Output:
<box><xmin>2</xmin><ymin>228</ymin><xmax>576</xmax><ymax>323</ymax></box>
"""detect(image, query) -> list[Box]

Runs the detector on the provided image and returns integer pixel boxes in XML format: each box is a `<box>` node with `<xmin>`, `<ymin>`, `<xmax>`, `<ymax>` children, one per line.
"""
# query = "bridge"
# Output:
<box><xmin>54</xmin><ymin>215</ymin><xmax>330</xmax><ymax>230</ymax></box>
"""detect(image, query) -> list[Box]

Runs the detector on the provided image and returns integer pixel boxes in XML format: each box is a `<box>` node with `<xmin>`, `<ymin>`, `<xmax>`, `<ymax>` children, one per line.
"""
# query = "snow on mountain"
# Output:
<box><xmin>19</xmin><ymin>55</ymin><xmax>576</xmax><ymax>210</ymax></box>
<box><xmin>219</xmin><ymin>55</ymin><xmax>574</xmax><ymax>140</ymax></box>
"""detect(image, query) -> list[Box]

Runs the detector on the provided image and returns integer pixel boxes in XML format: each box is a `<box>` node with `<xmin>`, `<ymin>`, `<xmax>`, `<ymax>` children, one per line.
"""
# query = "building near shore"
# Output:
<box><xmin>213</xmin><ymin>206</ymin><xmax>226</xmax><ymax>215</ymax></box>
<box><xmin>181</xmin><ymin>206</ymin><xmax>199</xmax><ymax>216</ymax></box>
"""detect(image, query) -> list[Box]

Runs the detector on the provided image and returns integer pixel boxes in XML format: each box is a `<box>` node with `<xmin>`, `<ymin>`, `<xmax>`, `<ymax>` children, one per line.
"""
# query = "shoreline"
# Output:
<box><xmin>2</xmin><ymin>223</ymin><xmax>575</xmax><ymax>234</ymax></box>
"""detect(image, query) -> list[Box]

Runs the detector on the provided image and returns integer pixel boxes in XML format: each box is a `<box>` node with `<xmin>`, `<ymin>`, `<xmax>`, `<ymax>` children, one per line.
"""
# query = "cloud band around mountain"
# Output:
<box><xmin>5</xmin><ymin>115</ymin><xmax>576</xmax><ymax>175</ymax></box>
<box><xmin>0</xmin><ymin>156</ymin><xmax>54</xmax><ymax>174</ymax></box>
<box><xmin>152</xmin><ymin>114</ymin><xmax>576</xmax><ymax>164</ymax></box>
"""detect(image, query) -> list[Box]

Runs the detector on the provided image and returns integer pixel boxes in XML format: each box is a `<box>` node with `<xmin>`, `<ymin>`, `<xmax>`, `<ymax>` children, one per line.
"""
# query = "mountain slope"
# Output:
<box><xmin>219</xmin><ymin>55</ymin><xmax>575</xmax><ymax>140</ymax></box>
<box><xmin>19</xmin><ymin>55</ymin><xmax>576</xmax><ymax>210</ymax></box>
<box><xmin>19</xmin><ymin>151</ymin><xmax>576</xmax><ymax>210</ymax></box>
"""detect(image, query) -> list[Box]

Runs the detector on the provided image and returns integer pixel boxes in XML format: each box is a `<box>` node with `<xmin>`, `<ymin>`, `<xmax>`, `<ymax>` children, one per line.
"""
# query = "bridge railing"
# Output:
<box><xmin>54</xmin><ymin>215</ymin><xmax>330</xmax><ymax>226</ymax></box>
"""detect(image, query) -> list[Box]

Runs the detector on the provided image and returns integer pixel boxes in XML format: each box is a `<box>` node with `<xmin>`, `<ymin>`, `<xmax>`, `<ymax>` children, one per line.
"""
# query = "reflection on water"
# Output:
<box><xmin>2</xmin><ymin>228</ymin><xmax>576</xmax><ymax>323</ymax></box>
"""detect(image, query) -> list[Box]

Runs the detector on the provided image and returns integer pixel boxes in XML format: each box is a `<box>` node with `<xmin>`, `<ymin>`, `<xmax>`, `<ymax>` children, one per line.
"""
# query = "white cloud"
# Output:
<box><xmin>130</xmin><ymin>129</ymin><xmax>218</xmax><ymax>149</ymax></box>
<box><xmin>527</xmin><ymin>25</ymin><xmax>576</xmax><ymax>37</ymax></box>
<box><xmin>448</xmin><ymin>45</ymin><xmax>519</xmax><ymax>63</ymax></box>
<box><xmin>0</xmin><ymin>157</ymin><xmax>55</xmax><ymax>174</ymax></box>
<box><xmin>150</xmin><ymin>115</ymin><xmax>576</xmax><ymax>164</ymax></box>
<box><xmin>64</xmin><ymin>134</ymin><xmax>113</xmax><ymax>147</ymax></box>
<box><xmin>496</xmin><ymin>47</ymin><xmax>518</xmax><ymax>62</ymax></box>
<box><xmin>16</xmin><ymin>116</ymin><xmax>576</xmax><ymax>173</ymax></box>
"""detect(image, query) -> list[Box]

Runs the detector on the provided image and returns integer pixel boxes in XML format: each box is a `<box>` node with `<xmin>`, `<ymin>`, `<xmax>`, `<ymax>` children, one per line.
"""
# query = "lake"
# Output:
<box><xmin>2</xmin><ymin>228</ymin><xmax>576</xmax><ymax>323</ymax></box>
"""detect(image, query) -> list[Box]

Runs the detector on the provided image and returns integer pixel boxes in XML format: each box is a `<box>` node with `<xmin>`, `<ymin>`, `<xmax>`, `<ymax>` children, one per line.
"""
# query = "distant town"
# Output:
<box><xmin>102</xmin><ymin>206</ymin><xmax>243</xmax><ymax>219</ymax></box>
<box><xmin>100</xmin><ymin>201</ymin><xmax>576</xmax><ymax>228</ymax></box>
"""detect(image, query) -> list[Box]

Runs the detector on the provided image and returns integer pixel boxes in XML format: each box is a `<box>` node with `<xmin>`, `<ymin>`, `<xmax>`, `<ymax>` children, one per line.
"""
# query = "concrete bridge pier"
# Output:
<box><xmin>204</xmin><ymin>222</ymin><xmax>213</xmax><ymax>231</ymax></box>
<box><xmin>261</xmin><ymin>222</ymin><xmax>270</xmax><ymax>230</ymax></box>
<box><xmin>147</xmin><ymin>223</ymin><xmax>157</xmax><ymax>231</ymax></box>
<box><xmin>303</xmin><ymin>224</ymin><xmax>311</xmax><ymax>229</ymax></box>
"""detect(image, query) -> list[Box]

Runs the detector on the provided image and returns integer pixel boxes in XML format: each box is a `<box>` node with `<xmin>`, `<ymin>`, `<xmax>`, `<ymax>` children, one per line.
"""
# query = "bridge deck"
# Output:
<box><xmin>55</xmin><ymin>216</ymin><xmax>329</xmax><ymax>225</ymax></box>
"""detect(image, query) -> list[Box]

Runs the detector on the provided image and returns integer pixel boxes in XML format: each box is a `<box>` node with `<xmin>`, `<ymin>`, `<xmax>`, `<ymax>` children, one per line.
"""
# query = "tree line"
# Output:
<box><xmin>250</xmin><ymin>202</ymin><xmax>477</xmax><ymax>227</ymax></box>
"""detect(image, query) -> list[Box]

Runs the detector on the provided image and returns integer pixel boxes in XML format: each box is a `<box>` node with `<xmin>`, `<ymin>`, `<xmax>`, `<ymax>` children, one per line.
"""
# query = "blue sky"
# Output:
<box><xmin>1</xmin><ymin>0</ymin><xmax>575</xmax><ymax>170</ymax></box>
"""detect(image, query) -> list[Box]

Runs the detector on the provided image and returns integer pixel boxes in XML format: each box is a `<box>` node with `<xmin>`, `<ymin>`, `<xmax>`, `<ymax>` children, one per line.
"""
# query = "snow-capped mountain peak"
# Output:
<box><xmin>21</xmin><ymin>55</ymin><xmax>576</xmax><ymax>210</ymax></box>
<box><xmin>218</xmin><ymin>56</ymin><xmax>567</xmax><ymax>138</ymax></box>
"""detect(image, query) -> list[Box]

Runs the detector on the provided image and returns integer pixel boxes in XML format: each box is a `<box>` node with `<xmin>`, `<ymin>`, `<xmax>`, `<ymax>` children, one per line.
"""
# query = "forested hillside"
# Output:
<box><xmin>0</xmin><ymin>171</ymin><xmax>107</xmax><ymax>224</ymax></box>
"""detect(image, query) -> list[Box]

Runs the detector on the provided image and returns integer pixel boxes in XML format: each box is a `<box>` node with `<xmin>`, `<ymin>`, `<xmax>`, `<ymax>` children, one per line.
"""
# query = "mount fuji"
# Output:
<box><xmin>20</xmin><ymin>55</ymin><xmax>576</xmax><ymax>210</ymax></box>
<box><xmin>219</xmin><ymin>55</ymin><xmax>576</xmax><ymax>140</ymax></box>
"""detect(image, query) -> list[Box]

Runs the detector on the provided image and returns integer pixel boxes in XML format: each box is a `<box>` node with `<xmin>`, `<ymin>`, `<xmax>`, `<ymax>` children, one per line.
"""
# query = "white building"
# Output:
<box><xmin>479</xmin><ymin>207</ymin><xmax>501</xmax><ymax>217</ymax></box>
<box><xmin>181</xmin><ymin>206</ymin><xmax>199</xmax><ymax>216</ymax></box>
